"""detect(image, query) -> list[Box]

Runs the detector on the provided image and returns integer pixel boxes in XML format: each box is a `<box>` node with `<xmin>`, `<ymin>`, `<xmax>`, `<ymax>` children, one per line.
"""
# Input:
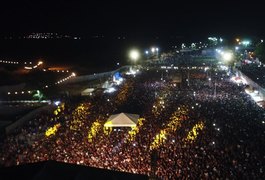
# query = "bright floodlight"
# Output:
<box><xmin>129</xmin><ymin>50</ymin><xmax>140</xmax><ymax>61</ymax></box>
<box><xmin>222</xmin><ymin>52</ymin><xmax>233</xmax><ymax>61</ymax></box>
<box><xmin>151</xmin><ymin>48</ymin><xmax>155</xmax><ymax>53</ymax></box>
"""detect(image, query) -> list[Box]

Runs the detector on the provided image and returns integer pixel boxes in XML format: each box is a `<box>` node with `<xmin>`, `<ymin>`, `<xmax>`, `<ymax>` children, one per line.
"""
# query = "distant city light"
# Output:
<box><xmin>208</xmin><ymin>37</ymin><xmax>217</xmax><ymax>41</ymax></box>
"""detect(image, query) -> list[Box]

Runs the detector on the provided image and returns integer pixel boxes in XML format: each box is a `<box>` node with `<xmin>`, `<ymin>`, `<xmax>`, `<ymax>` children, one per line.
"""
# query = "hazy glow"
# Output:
<box><xmin>222</xmin><ymin>52</ymin><xmax>233</xmax><ymax>61</ymax></box>
<box><xmin>129</xmin><ymin>50</ymin><xmax>140</xmax><ymax>61</ymax></box>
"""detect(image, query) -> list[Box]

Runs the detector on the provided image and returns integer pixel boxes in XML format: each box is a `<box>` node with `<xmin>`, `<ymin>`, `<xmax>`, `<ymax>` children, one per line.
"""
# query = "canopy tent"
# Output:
<box><xmin>81</xmin><ymin>88</ymin><xmax>95</xmax><ymax>96</ymax></box>
<box><xmin>104</xmin><ymin>113</ymin><xmax>139</xmax><ymax>127</ymax></box>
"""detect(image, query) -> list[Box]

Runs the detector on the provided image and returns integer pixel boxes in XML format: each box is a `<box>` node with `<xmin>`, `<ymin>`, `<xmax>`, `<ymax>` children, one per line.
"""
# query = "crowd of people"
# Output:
<box><xmin>240</xmin><ymin>62</ymin><xmax>265</xmax><ymax>88</ymax></box>
<box><xmin>0</xmin><ymin>63</ymin><xmax>264</xmax><ymax>179</ymax></box>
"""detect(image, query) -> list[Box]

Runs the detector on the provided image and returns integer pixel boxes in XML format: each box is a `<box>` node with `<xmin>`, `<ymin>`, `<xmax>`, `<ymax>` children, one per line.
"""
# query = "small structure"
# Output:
<box><xmin>104</xmin><ymin>113</ymin><xmax>139</xmax><ymax>127</ymax></box>
<box><xmin>81</xmin><ymin>88</ymin><xmax>95</xmax><ymax>96</ymax></box>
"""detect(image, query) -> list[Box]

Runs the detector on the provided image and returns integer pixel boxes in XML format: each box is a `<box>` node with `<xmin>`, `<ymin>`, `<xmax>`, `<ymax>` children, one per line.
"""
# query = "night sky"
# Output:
<box><xmin>1</xmin><ymin>0</ymin><xmax>265</xmax><ymax>39</ymax></box>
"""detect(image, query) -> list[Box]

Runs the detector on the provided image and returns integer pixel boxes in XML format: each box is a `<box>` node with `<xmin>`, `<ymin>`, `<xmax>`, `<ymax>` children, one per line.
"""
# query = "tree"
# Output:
<box><xmin>254</xmin><ymin>42</ymin><xmax>265</xmax><ymax>64</ymax></box>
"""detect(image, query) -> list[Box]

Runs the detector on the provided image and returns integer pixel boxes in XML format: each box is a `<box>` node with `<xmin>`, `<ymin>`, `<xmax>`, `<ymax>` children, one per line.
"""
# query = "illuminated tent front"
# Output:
<box><xmin>81</xmin><ymin>88</ymin><xmax>95</xmax><ymax>96</ymax></box>
<box><xmin>104</xmin><ymin>113</ymin><xmax>139</xmax><ymax>127</ymax></box>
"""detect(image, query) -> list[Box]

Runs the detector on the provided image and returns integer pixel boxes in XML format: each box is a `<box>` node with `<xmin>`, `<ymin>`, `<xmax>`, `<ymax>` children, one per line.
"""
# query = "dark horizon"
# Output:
<box><xmin>0</xmin><ymin>0</ymin><xmax>264</xmax><ymax>39</ymax></box>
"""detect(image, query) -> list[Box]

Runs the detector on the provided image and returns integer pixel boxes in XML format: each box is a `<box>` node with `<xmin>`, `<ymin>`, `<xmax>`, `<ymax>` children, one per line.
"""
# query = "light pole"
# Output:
<box><xmin>222</xmin><ymin>51</ymin><xmax>234</xmax><ymax>74</ymax></box>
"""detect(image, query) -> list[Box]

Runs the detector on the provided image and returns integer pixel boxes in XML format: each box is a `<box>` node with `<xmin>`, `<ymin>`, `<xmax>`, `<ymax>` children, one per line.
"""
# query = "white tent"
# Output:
<box><xmin>81</xmin><ymin>88</ymin><xmax>95</xmax><ymax>96</ymax></box>
<box><xmin>104</xmin><ymin>113</ymin><xmax>139</xmax><ymax>127</ymax></box>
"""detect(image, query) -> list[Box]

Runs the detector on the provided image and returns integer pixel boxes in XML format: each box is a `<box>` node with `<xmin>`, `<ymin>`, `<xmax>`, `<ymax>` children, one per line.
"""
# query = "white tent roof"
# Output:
<box><xmin>81</xmin><ymin>88</ymin><xmax>95</xmax><ymax>96</ymax></box>
<box><xmin>104</xmin><ymin>112</ymin><xmax>139</xmax><ymax>127</ymax></box>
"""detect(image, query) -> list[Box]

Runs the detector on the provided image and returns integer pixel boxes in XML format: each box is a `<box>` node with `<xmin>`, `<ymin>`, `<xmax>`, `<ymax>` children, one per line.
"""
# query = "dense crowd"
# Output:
<box><xmin>0</xmin><ymin>65</ymin><xmax>264</xmax><ymax>179</ymax></box>
<box><xmin>240</xmin><ymin>63</ymin><xmax>265</xmax><ymax>88</ymax></box>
